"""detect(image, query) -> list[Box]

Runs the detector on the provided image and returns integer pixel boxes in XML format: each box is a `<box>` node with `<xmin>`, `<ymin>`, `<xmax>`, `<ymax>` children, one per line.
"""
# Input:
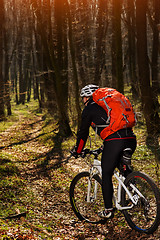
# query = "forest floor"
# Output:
<box><xmin>0</xmin><ymin>102</ymin><xmax>160</xmax><ymax>239</ymax></box>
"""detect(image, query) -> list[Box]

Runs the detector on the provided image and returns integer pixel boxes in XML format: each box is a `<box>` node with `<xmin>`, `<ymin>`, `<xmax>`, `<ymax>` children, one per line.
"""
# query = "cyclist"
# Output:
<box><xmin>72</xmin><ymin>84</ymin><xmax>137</xmax><ymax>219</ymax></box>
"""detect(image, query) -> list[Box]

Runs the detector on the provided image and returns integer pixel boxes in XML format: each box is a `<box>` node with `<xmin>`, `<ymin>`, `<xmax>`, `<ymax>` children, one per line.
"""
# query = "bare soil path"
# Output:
<box><xmin>0</xmin><ymin>111</ymin><xmax>159</xmax><ymax>239</ymax></box>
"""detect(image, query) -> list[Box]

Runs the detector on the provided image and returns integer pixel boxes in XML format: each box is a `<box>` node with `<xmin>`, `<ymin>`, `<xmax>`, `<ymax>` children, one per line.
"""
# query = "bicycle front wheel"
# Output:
<box><xmin>121</xmin><ymin>171</ymin><xmax>160</xmax><ymax>234</ymax></box>
<box><xmin>69</xmin><ymin>171</ymin><xmax>106</xmax><ymax>224</ymax></box>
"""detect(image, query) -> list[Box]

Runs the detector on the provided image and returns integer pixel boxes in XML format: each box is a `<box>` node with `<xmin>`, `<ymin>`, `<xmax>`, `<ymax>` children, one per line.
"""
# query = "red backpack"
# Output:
<box><xmin>92</xmin><ymin>88</ymin><xmax>136</xmax><ymax>139</ymax></box>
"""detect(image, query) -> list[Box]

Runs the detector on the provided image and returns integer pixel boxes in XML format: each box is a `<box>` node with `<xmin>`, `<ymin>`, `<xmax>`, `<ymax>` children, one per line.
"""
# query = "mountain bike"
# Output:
<box><xmin>69</xmin><ymin>146</ymin><xmax>160</xmax><ymax>234</ymax></box>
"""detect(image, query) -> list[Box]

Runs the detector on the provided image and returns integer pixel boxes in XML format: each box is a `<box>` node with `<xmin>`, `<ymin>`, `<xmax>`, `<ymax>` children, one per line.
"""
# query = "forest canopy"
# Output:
<box><xmin>0</xmin><ymin>0</ymin><xmax>160</xmax><ymax>148</ymax></box>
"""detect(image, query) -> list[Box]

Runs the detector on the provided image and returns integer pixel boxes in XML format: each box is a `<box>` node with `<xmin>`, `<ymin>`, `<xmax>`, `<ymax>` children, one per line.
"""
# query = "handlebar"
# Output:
<box><xmin>80</xmin><ymin>145</ymin><xmax>103</xmax><ymax>158</ymax></box>
<box><xmin>53</xmin><ymin>145</ymin><xmax>103</xmax><ymax>168</ymax></box>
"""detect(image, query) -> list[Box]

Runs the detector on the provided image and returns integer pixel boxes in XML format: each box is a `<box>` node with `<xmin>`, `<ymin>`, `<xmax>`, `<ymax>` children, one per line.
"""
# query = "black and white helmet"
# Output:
<box><xmin>80</xmin><ymin>84</ymin><xmax>99</xmax><ymax>97</ymax></box>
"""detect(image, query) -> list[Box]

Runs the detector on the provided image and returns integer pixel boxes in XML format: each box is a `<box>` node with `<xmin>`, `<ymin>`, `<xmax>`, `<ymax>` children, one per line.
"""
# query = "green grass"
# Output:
<box><xmin>0</xmin><ymin>151</ymin><xmax>30</xmax><ymax>219</ymax></box>
<box><xmin>0</xmin><ymin>99</ymin><xmax>40</xmax><ymax>133</ymax></box>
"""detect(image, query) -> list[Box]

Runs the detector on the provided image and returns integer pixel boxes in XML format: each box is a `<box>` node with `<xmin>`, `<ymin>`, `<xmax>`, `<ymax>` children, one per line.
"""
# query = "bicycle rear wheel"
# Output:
<box><xmin>70</xmin><ymin>171</ymin><xmax>106</xmax><ymax>224</ymax></box>
<box><xmin>121</xmin><ymin>171</ymin><xmax>160</xmax><ymax>234</ymax></box>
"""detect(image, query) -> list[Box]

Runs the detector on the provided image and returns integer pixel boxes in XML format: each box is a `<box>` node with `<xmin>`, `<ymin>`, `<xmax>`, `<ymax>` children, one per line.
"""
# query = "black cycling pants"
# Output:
<box><xmin>101</xmin><ymin>130</ymin><xmax>137</xmax><ymax>209</ymax></box>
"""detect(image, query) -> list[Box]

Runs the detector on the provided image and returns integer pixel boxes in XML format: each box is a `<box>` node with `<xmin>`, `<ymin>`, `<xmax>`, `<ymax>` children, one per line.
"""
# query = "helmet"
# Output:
<box><xmin>80</xmin><ymin>84</ymin><xmax>99</xmax><ymax>97</ymax></box>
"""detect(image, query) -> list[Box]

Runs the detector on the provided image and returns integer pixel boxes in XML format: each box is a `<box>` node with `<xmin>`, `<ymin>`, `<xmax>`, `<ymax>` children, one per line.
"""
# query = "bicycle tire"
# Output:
<box><xmin>69</xmin><ymin>171</ymin><xmax>106</xmax><ymax>224</ymax></box>
<box><xmin>121</xmin><ymin>171</ymin><xmax>160</xmax><ymax>234</ymax></box>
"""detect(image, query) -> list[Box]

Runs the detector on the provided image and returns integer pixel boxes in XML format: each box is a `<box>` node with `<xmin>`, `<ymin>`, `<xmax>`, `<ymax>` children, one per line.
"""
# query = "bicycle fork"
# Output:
<box><xmin>87</xmin><ymin>160</ymin><xmax>101</xmax><ymax>203</ymax></box>
<box><xmin>87</xmin><ymin>175</ymin><xmax>98</xmax><ymax>202</ymax></box>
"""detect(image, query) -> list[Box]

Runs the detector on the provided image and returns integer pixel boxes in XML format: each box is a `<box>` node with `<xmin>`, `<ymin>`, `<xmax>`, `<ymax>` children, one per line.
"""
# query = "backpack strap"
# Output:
<box><xmin>122</xmin><ymin>113</ymin><xmax>129</xmax><ymax>124</ymax></box>
<box><xmin>97</xmin><ymin>95</ymin><xmax>112</xmax><ymax>125</ymax></box>
<box><xmin>91</xmin><ymin>123</ymin><xmax>108</xmax><ymax>142</ymax></box>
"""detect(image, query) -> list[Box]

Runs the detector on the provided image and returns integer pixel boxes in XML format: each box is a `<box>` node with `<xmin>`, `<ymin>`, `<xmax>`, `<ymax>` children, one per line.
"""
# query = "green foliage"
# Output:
<box><xmin>0</xmin><ymin>155</ymin><xmax>27</xmax><ymax>218</ymax></box>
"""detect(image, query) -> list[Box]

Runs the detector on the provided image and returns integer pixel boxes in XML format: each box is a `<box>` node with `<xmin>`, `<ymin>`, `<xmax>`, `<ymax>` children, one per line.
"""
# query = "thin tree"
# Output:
<box><xmin>111</xmin><ymin>0</ymin><xmax>124</xmax><ymax>93</ymax></box>
<box><xmin>136</xmin><ymin>0</ymin><xmax>160</xmax><ymax>140</ymax></box>
<box><xmin>67</xmin><ymin>0</ymin><xmax>81</xmax><ymax>129</ymax></box>
<box><xmin>126</xmin><ymin>0</ymin><xmax>139</xmax><ymax>99</ymax></box>
<box><xmin>4</xmin><ymin>4</ymin><xmax>12</xmax><ymax>115</ymax></box>
<box><xmin>150</xmin><ymin>0</ymin><xmax>160</xmax><ymax>98</ymax></box>
<box><xmin>53</xmin><ymin>0</ymin><xmax>72</xmax><ymax>137</ymax></box>
<box><xmin>0</xmin><ymin>0</ymin><xmax>5</xmax><ymax>120</ymax></box>
<box><xmin>94</xmin><ymin>0</ymin><xmax>109</xmax><ymax>85</ymax></box>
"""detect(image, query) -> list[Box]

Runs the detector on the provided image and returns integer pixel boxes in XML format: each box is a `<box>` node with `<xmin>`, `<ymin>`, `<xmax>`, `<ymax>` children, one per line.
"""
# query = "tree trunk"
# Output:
<box><xmin>31</xmin><ymin>0</ymin><xmax>72</xmax><ymax>137</ymax></box>
<box><xmin>136</xmin><ymin>0</ymin><xmax>160</xmax><ymax>138</ymax></box>
<box><xmin>67</xmin><ymin>1</ymin><xmax>81</xmax><ymax>129</ymax></box>
<box><xmin>127</xmin><ymin>0</ymin><xmax>139</xmax><ymax>99</ymax></box>
<box><xmin>111</xmin><ymin>0</ymin><xmax>124</xmax><ymax>93</ymax></box>
<box><xmin>53</xmin><ymin>0</ymin><xmax>72</xmax><ymax>137</ymax></box>
<box><xmin>4</xmin><ymin>27</ymin><xmax>12</xmax><ymax>115</ymax></box>
<box><xmin>0</xmin><ymin>0</ymin><xmax>5</xmax><ymax>120</ymax></box>
<box><xmin>151</xmin><ymin>0</ymin><xmax>160</xmax><ymax>98</ymax></box>
<box><xmin>94</xmin><ymin>0</ymin><xmax>108</xmax><ymax>85</ymax></box>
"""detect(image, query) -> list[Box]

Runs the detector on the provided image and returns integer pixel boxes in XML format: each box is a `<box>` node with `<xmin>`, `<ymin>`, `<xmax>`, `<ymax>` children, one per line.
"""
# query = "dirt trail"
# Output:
<box><xmin>0</xmin><ymin>113</ymin><xmax>159</xmax><ymax>239</ymax></box>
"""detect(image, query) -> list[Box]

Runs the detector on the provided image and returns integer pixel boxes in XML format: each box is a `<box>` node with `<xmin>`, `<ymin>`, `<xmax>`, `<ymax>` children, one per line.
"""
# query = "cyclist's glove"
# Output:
<box><xmin>70</xmin><ymin>147</ymin><xmax>79</xmax><ymax>159</ymax></box>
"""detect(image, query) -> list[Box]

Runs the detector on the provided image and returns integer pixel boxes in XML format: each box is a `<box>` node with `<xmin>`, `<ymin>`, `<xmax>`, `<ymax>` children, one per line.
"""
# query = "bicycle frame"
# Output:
<box><xmin>70</xmin><ymin>148</ymin><xmax>160</xmax><ymax>233</ymax></box>
<box><xmin>87</xmin><ymin>158</ymin><xmax>145</xmax><ymax>210</ymax></box>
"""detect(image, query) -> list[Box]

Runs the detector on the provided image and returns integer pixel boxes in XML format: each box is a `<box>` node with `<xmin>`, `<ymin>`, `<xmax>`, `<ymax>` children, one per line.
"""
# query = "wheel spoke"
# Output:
<box><xmin>70</xmin><ymin>172</ymin><xmax>105</xmax><ymax>224</ymax></box>
<box><xmin>122</xmin><ymin>171</ymin><xmax>160</xmax><ymax>233</ymax></box>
